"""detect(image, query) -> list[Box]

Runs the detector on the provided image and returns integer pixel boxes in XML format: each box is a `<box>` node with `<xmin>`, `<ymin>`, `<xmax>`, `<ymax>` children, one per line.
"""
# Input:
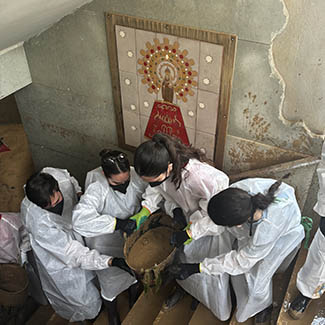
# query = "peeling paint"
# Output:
<box><xmin>269</xmin><ymin>0</ymin><xmax>325</xmax><ymax>139</ymax></box>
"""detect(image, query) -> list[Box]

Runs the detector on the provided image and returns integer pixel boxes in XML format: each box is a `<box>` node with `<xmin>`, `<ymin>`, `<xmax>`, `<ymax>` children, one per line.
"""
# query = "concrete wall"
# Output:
<box><xmin>15</xmin><ymin>0</ymin><xmax>324</xmax><ymax>185</ymax></box>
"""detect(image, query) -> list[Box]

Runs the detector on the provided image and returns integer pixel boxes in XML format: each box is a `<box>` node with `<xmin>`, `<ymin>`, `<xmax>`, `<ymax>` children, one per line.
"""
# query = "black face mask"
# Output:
<box><xmin>149</xmin><ymin>175</ymin><xmax>169</xmax><ymax>188</ymax></box>
<box><xmin>110</xmin><ymin>179</ymin><xmax>130</xmax><ymax>194</ymax></box>
<box><xmin>46</xmin><ymin>197</ymin><xmax>64</xmax><ymax>215</ymax></box>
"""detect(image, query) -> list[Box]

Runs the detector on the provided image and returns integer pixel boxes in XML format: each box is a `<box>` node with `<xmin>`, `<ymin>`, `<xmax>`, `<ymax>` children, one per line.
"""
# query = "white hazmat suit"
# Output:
<box><xmin>72</xmin><ymin>166</ymin><xmax>148</xmax><ymax>300</ymax></box>
<box><xmin>21</xmin><ymin>167</ymin><xmax>111</xmax><ymax>321</ymax></box>
<box><xmin>140</xmin><ymin>159</ymin><xmax>233</xmax><ymax>321</ymax></box>
<box><xmin>200</xmin><ymin>178</ymin><xmax>305</xmax><ymax>322</ymax></box>
<box><xmin>296</xmin><ymin>142</ymin><xmax>325</xmax><ymax>299</ymax></box>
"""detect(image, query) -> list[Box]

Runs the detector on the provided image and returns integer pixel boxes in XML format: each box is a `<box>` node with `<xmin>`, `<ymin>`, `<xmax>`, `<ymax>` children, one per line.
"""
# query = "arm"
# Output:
<box><xmin>187</xmin><ymin>167</ymin><xmax>229</xmax><ymax>240</ymax></box>
<box><xmin>200</xmin><ymin>239</ymin><xmax>275</xmax><ymax>276</ymax></box>
<box><xmin>35</xmin><ymin>223</ymin><xmax>111</xmax><ymax>270</ymax></box>
<box><xmin>140</xmin><ymin>185</ymin><xmax>163</xmax><ymax>214</ymax></box>
<box><xmin>72</xmin><ymin>182</ymin><xmax>116</xmax><ymax>237</ymax></box>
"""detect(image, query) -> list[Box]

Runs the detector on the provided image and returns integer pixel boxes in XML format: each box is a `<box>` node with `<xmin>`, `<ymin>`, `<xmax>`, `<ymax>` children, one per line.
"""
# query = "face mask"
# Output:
<box><xmin>46</xmin><ymin>197</ymin><xmax>64</xmax><ymax>215</ymax></box>
<box><xmin>110</xmin><ymin>179</ymin><xmax>130</xmax><ymax>194</ymax></box>
<box><xmin>149</xmin><ymin>175</ymin><xmax>169</xmax><ymax>188</ymax></box>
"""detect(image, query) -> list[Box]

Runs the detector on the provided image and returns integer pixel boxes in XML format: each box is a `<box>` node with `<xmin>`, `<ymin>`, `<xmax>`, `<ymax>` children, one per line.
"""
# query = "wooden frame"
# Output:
<box><xmin>106</xmin><ymin>12</ymin><xmax>237</xmax><ymax>169</ymax></box>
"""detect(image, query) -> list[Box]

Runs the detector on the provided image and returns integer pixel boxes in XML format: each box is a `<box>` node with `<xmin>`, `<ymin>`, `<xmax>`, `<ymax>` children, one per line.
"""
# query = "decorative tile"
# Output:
<box><xmin>140</xmin><ymin>114</ymin><xmax>150</xmax><ymax>143</ymax></box>
<box><xmin>179</xmin><ymin>90</ymin><xmax>198</xmax><ymax>129</ymax></box>
<box><xmin>177</xmin><ymin>37</ymin><xmax>199</xmax><ymax>88</ymax></box>
<box><xmin>195</xmin><ymin>130</ymin><xmax>215</xmax><ymax>160</ymax></box>
<box><xmin>135</xmin><ymin>29</ymin><xmax>156</xmax><ymax>63</ymax></box>
<box><xmin>123</xmin><ymin>110</ymin><xmax>141</xmax><ymax>147</ymax></box>
<box><xmin>199</xmin><ymin>41</ymin><xmax>223</xmax><ymax>93</ymax></box>
<box><xmin>186</xmin><ymin>126</ymin><xmax>196</xmax><ymax>145</ymax></box>
<box><xmin>119</xmin><ymin>71</ymin><xmax>139</xmax><ymax>114</ymax></box>
<box><xmin>116</xmin><ymin>25</ymin><xmax>137</xmax><ymax>73</ymax></box>
<box><xmin>197</xmin><ymin>90</ymin><xmax>219</xmax><ymax>135</ymax></box>
<box><xmin>138</xmin><ymin>76</ymin><xmax>157</xmax><ymax>117</ymax></box>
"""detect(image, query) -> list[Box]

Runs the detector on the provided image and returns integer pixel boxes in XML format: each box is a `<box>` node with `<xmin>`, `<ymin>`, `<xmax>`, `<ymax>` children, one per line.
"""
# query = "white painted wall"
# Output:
<box><xmin>0</xmin><ymin>0</ymin><xmax>92</xmax><ymax>51</ymax></box>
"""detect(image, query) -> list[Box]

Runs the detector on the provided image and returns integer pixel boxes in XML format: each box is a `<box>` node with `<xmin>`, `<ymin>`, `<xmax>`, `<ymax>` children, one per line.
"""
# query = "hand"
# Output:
<box><xmin>166</xmin><ymin>263</ymin><xmax>200</xmax><ymax>280</ymax></box>
<box><xmin>173</xmin><ymin>208</ymin><xmax>187</xmax><ymax>229</ymax></box>
<box><xmin>111</xmin><ymin>258</ymin><xmax>134</xmax><ymax>276</ymax></box>
<box><xmin>170</xmin><ymin>230</ymin><xmax>192</xmax><ymax>248</ymax></box>
<box><xmin>115</xmin><ymin>218</ymin><xmax>137</xmax><ymax>236</ymax></box>
<box><xmin>130</xmin><ymin>207</ymin><xmax>150</xmax><ymax>230</ymax></box>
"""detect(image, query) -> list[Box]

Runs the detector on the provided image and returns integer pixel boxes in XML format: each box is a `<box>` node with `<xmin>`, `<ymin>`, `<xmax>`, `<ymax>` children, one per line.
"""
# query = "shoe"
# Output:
<box><xmin>288</xmin><ymin>292</ymin><xmax>312</xmax><ymax>320</ymax></box>
<box><xmin>254</xmin><ymin>305</ymin><xmax>273</xmax><ymax>325</ymax></box>
<box><xmin>163</xmin><ymin>286</ymin><xmax>185</xmax><ymax>310</ymax></box>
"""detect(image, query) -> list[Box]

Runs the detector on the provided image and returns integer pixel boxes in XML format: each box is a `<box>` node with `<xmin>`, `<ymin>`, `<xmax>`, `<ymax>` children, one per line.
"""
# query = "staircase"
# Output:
<box><xmin>18</xmin><ymin>157</ymin><xmax>325</xmax><ymax>324</ymax></box>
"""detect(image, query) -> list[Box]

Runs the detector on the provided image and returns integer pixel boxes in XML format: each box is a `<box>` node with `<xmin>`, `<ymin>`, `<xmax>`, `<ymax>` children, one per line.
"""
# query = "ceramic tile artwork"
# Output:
<box><xmin>197</xmin><ymin>90</ymin><xmax>219</xmax><ymax>135</ymax></box>
<box><xmin>140</xmin><ymin>114</ymin><xmax>150</xmax><ymax>143</ymax></box>
<box><xmin>119</xmin><ymin>70</ymin><xmax>139</xmax><ymax>114</ymax></box>
<box><xmin>123</xmin><ymin>109</ymin><xmax>141</xmax><ymax>147</ymax></box>
<box><xmin>195</xmin><ymin>130</ymin><xmax>215</xmax><ymax>160</ymax></box>
<box><xmin>116</xmin><ymin>25</ymin><xmax>223</xmax><ymax>153</ymax></box>
<box><xmin>198</xmin><ymin>41</ymin><xmax>223</xmax><ymax>93</ymax></box>
<box><xmin>115</xmin><ymin>26</ymin><xmax>137</xmax><ymax>74</ymax></box>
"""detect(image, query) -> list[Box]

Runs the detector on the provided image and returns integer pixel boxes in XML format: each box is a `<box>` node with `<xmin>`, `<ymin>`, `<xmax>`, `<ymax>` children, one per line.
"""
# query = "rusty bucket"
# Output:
<box><xmin>124</xmin><ymin>211</ymin><xmax>178</xmax><ymax>290</ymax></box>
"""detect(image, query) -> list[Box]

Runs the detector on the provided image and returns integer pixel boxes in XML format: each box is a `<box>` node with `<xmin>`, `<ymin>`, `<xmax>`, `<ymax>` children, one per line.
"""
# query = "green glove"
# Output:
<box><xmin>130</xmin><ymin>207</ymin><xmax>150</xmax><ymax>230</ymax></box>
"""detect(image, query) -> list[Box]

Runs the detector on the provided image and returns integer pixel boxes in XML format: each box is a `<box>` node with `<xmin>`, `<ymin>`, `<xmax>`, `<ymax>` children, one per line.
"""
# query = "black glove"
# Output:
<box><xmin>115</xmin><ymin>218</ymin><xmax>136</xmax><ymax>236</ymax></box>
<box><xmin>170</xmin><ymin>230</ymin><xmax>190</xmax><ymax>248</ymax></box>
<box><xmin>173</xmin><ymin>208</ymin><xmax>187</xmax><ymax>229</ymax></box>
<box><xmin>111</xmin><ymin>258</ymin><xmax>134</xmax><ymax>276</ymax></box>
<box><xmin>167</xmin><ymin>263</ymin><xmax>200</xmax><ymax>280</ymax></box>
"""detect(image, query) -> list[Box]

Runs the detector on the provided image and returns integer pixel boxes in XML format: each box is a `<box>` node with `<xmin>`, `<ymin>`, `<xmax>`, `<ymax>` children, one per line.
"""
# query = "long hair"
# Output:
<box><xmin>208</xmin><ymin>180</ymin><xmax>282</xmax><ymax>226</ymax></box>
<box><xmin>25</xmin><ymin>172</ymin><xmax>59</xmax><ymax>208</ymax></box>
<box><xmin>99</xmin><ymin>149</ymin><xmax>130</xmax><ymax>178</ymax></box>
<box><xmin>134</xmin><ymin>133</ymin><xmax>212</xmax><ymax>188</ymax></box>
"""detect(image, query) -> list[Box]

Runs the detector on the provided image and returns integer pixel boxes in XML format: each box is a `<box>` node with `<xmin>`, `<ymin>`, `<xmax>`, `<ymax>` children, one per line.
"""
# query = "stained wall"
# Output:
<box><xmin>14</xmin><ymin>0</ymin><xmax>324</xmax><ymax>184</ymax></box>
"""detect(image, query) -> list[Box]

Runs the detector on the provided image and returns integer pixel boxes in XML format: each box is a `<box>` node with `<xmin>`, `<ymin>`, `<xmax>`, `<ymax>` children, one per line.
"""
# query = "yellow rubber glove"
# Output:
<box><xmin>130</xmin><ymin>207</ymin><xmax>150</xmax><ymax>230</ymax></box>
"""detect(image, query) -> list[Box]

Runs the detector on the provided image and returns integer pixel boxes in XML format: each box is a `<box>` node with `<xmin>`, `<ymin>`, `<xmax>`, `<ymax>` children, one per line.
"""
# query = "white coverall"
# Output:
<box><xmin>200</xmin><ymin>178</ymin><xmax>305</xmax><ymax>322</ymax></box>
<box><xmin>140</xmin><ymin>159</ymin><xmax>233</xmax><ymax>321</ymax></box>
<box><xmin>296</xmin><ymin>142</ymin><xmax>325</xmax><ymax>299</ymax></box>
<box><xmin>21</xmin><ymin>167</ymin><xmax>111</xmax><ymax>322</ymax></box>
<box><xmin>0</xmin><ymin>212</ymin><xmax>30</xmax><ymax>264</ymax></box>
<box><xmin>72</xmin><ymin>166</ymin><xmax>148</xmax><ymax>300</ymax></box>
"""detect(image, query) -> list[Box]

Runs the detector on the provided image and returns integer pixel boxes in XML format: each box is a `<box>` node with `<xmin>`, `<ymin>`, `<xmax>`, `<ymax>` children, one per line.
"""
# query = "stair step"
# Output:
<box><xmin>122</xmin><ymin>283</ymin><xmax>174</xmax><ymax>325</ymax></box>
<box><xmin>46</xmin><ymin>313</ymin><xmax>69</xmax><ymax>324</ymax></box>
<box><xmin>26</xmin><ymin>305</ymin><xmax>55</xmax><ymax>325</ymax></box>
<box><xmin>276</xmin><ymin>245</ymin><xmax>325</xmax><ymax>324</ymax></box>
<box><xmin>189</xmin><ymin>303</ymin><xmax>228</xmax><ymax>325</ymax></box>
<box><xmin>153</xmin><ymin>293</ymin><xmax>195</xmax><ymax>325</ymax></box>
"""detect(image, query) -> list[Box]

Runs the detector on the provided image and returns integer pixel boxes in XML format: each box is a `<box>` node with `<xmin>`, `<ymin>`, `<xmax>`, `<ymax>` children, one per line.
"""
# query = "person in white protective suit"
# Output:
<box><xmin>289</xmin><ymin>142</ymin><xmax>325</xmax><ymax>320</ymax></box>
<box><xmin>132</xmin><ymin>133</ymin><xmax>233</xmax><ymax>321</ymax></box>
<box><xmin>20</xmin><ymin>167</ymin><xmax>125</xmax><ymax>323</ymax></box>
<box><xmin>167</xmin><ymin>178</ymin><xmax>305</xmax><ymax>325</ymax></box>
<box><xmin>72</xmin><ymin>150</ymin><xmax>148</xmax><ymax>325</ymax></box>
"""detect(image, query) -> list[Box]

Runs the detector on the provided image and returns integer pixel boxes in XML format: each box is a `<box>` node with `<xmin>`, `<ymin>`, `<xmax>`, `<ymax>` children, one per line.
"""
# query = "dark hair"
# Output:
<box><xmin>134</xmin><ymin>133</ymin><xmax>212</xmax><ymax>188</ymax></box>
<box><xmin>99</xmin><ymin>149</ymin><xmax>130</xmax><ymax>178</ymax></box>
<box><xmin>25</xmin><ymin>172</ymin><xmax>59</xmax><ymax>208</ymax></box>
<box><xmin>207</xmin><ymin>180</ymin><xmax>282</xmax><ymax>227</ymax></box>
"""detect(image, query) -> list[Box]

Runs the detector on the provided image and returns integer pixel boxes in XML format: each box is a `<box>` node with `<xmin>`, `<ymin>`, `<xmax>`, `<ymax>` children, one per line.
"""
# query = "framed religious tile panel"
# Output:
<box><xmin>106</xmin><ymin>12</ymin><xmax>237</xmax><ymax>168</ymax></box>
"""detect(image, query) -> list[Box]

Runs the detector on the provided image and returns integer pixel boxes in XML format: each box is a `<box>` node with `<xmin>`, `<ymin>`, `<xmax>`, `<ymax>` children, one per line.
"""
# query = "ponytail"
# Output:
<box><xmin>251</xmin><ymin>180</ymin><xmax>282</xmax><ymax>211</ymax></box>
<box><xmin>208</xmin><ymin>180</ymin><xmax>282</xmax><ymax>228</ymax></box>
<box><xmin>135</xmin><ymin>133</ymin><xmax>212</xmax><ymax>189</ymax></box>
